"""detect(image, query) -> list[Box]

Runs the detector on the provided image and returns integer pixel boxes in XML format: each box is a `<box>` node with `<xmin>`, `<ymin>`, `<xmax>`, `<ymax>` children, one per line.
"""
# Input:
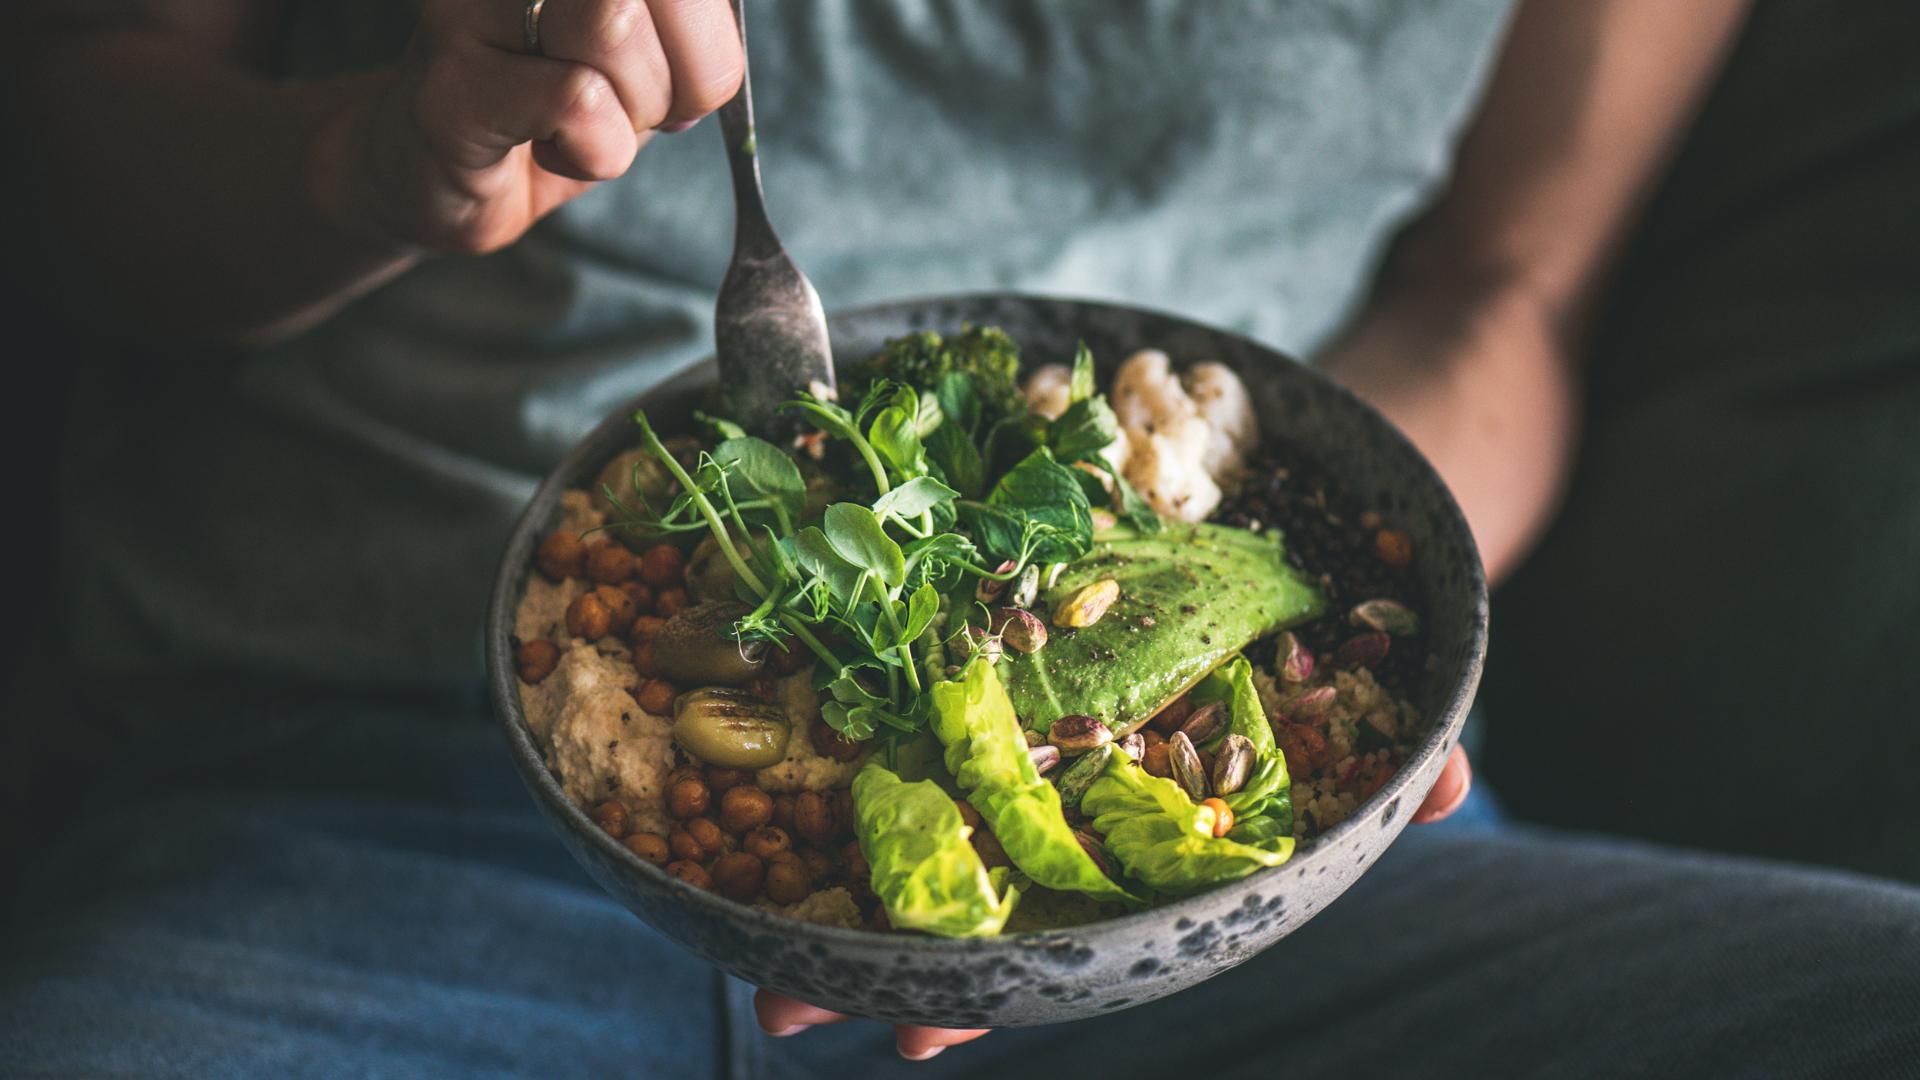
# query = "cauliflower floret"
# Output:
<box><xmin>1022</xmin><ymin>363</ymin><xmax>1074</xmax><ymax>421</ymax></box>
<box><xmin>1109</xmin><ymin>350</ymin><xmax>1258</xmax><ymax>522</ymax></box>
<box><xmin>1182</xmin><ymin>361</ymin><xmax>1258</xmax><ymax>478</ymax></box>
<box><xmin>1127</xmin><ymin>421</ymin><xmax>1222</xmax><ymax>523</ymax></box>
<box><xmin>757</xmin><ymin>886</ymin><xmax>864</xmax><ymax>929</ymax></box>
<box><xmin>754</xmin><ymin>673</ymin><xmax>865</xmax><ymax>793</ymax></box>
<box><xmin>1110</xmin><ymin>350</ymin><xmax>1192</xmax><ymax>435</ymax></box>
<box><xmin>540</xmin><ymin>643</ymin><xmax>675</xmax><ymax>836</ymax></box>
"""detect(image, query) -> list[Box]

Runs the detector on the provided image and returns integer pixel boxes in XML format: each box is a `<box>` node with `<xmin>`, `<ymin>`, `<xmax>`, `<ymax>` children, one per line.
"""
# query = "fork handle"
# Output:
<box><xmin>716</xmin><ymin>0</ymin><xmax>780</xmax><ymax>261</ymax></box>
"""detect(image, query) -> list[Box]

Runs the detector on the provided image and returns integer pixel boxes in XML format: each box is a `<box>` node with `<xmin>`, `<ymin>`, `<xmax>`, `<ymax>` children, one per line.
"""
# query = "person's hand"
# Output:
<box><xmin>315</xmin><ymin>0</ymin><xmax>744</xmax><ymax>255</ymax></box>
<box><xmin>755</xmin><ymin>747</ymin><xmax>1471</xmax><ymax>1060</ymax></box>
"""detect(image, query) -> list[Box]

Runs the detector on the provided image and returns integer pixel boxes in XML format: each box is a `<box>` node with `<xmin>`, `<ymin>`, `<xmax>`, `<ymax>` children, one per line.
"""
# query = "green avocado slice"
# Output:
<box><xmin>999</xmin><ymin>523</ymin><xmax>1323</xmax><ymax>734</ymax></box>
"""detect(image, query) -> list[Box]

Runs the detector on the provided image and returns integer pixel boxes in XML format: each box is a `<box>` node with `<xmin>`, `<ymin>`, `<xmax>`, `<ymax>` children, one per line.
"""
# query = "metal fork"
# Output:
<box><xmin>712</xmin><ymin>0</ymin><xmax>836</xmax><ymax>437</ymax></box>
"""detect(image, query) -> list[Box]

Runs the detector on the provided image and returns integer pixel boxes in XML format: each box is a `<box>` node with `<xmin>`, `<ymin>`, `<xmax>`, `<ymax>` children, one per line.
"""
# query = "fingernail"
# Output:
<box><xmin>900</xmin><ymin>1045</ymin><xmax>946</xmax><ymax>1061</ymax></box>
<box><xmin>766</xmin><ymin>1024</ymin><xmax>811</xmax><ymax>1037</ymax></box>
<box><xmin>656</xmin><ymin>119</ymin><xmax>700</xmax><ymax>134</ymax></box>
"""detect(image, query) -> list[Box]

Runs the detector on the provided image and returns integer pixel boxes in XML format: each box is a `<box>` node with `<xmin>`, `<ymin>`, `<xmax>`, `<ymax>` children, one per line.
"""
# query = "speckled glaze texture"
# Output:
<box><xmin>487</xmin><ymin>295</ymin><xmax>1487</xmax><ymax>1028</ymax></box>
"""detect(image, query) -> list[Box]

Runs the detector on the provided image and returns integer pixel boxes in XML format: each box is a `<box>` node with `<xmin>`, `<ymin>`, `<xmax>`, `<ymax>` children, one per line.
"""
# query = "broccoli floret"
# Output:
<box><xmin>866</xmin><ymin>325</ymin><xmax>1025</xmax><ymax>422</ymax></box>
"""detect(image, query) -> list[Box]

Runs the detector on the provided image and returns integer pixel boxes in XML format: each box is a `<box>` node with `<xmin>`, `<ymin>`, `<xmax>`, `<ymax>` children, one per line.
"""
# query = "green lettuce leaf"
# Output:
<box><xmin>930</xmin><ymin>661</ymin><xmax>1136</xmax><ymax>904</ymax></box>
<box><xmin>1184</xmin><ymin>656</ymin><xmax>1293</xmax><ymax>839</ymax></box>
<box><xmin>852</xmin><ymin>763</ymin><xmax>1020</xmax><ymax>937</ymax></box>
<box><xmin>1081</xmin><ymin>754</ymin><xmax>1295</xmax><ymax>894</ymax></box>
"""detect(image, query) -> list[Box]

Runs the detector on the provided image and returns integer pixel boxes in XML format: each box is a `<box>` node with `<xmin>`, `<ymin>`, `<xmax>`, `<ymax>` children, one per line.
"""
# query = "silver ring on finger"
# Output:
<box><xmin>523</xmin><ymin>0</ymin><xmax>547</xmax><ymax>55</ymax></box>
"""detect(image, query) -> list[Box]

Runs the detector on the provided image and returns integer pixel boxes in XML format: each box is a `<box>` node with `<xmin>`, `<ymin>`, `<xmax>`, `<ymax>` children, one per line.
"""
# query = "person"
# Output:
<box><xmin>3</xmin><ymin>0</ymin><xmax>1917</xmax><ymax>1074</ymax></box>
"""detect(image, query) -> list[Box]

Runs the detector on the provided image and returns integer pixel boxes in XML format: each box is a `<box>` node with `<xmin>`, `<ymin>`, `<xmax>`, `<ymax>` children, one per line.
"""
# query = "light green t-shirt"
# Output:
<box><xmin>59</xmin><ymin>1</ymin><xmax>1512</xmax><ymax>688</ymax></box>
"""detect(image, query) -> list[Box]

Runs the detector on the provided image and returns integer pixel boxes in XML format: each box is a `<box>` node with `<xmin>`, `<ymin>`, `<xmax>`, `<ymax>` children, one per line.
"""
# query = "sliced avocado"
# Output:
<box><xmin>999</xmin><ymin>523</ymin><xmax>1323</xmax><ymax>734</ymax></box>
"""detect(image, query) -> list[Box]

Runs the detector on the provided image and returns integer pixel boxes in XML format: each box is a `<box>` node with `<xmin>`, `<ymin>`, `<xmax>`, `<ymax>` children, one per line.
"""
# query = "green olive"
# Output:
<box><xmin>686</xmin><ymin>536</ymin><xmax>756</xmax><ymax>602</ymax></box>
<box><xmin>673</xmin><ymin>688</ymin><xmax>791</xmax><ymax>768</ymax></box>
<box><xmin>591</xmin><ymin>448</ymin><xmax>679</xmax><ymax>551</ymax></box>
<box><xmin>652</xmin><ymin>602</ymin><xmax>767</xmax><ymax>685</ymax></box>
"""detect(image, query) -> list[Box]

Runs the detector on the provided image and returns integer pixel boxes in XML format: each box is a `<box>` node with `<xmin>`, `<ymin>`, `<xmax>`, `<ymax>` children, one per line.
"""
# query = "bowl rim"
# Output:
<box><xmin>486</xmin><ymin>290</ymin><xmax>1487</xmax><ymax>952</ymax></box>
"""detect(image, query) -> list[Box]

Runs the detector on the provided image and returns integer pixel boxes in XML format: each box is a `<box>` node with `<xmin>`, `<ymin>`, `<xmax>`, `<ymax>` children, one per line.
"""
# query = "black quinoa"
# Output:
<box><xmin>1215</xmin><ymin>442</ymin><xmax>1426</xmax><ymax>699</ymax></box>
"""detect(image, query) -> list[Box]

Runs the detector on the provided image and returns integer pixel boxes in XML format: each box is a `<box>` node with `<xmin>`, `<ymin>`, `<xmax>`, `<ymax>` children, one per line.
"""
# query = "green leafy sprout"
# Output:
<box><xmin>613</xmin><ymin>335</ymin><xmax>1159</xmax><ymax>745</ymax></box>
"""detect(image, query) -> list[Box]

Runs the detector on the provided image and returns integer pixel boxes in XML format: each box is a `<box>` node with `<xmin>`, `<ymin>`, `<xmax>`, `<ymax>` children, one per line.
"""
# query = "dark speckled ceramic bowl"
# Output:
<box><xmin>486</xmin><ymin>294</ymin><xmax>1486</xmax><ymax>1028</ymax></box>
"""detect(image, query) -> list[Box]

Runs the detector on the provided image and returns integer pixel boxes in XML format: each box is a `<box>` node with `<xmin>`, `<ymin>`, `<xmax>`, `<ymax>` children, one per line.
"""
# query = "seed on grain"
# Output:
<box><xmin>1351</xmin><ymin>599</ymin><xmax>1419</xmax><ymax>636</ymax></box>
<box><xmin>1169</xmin><ymin>731</ymin><xmax>1208</xmax><ymax>801</ymax></box>
<box><xmin>1334</xmin><ymin>633</ymin><xmax>1391</xmax><ymax>670</ymax></box>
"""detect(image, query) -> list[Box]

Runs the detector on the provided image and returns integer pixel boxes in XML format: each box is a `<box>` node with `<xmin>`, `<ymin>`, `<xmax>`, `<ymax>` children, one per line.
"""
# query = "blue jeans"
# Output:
<box><xmin>5</xmin><ymin>695</ymin><xmax>1918</xmax><ymax>1078</ymax></box>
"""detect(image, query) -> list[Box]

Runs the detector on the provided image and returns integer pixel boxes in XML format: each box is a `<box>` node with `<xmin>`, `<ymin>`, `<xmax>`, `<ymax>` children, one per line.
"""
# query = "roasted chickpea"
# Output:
<box><xmin>720</xmin><ymin>785</ymin><xmax>774</xmax><ymax>834</ymax></box>
<box><xmin>619</xmin><ymin>580</ymin><xmax>656</xmax><ymax>616</ymax></box>
<box><xmin>710</xmin><ymin>851</ymin><xmax>766</xmax><ymax>901</ymax></box>
<box><xmin>792</xmin><ymin>791</ymin><xmax>834</xmax><ymax>843</ymax></box>
<box><xmin>670</xmin><ymin>817</ymin><xmax>724</xmax><ymax>861</ymax></box>
<box><xmin>771</xmin><ymin>794</ymin><xmax>797</xmax><ymax>834</ymax></box>
<box><xmin>535</xmin><ymin>529</ymin><xmax>585</xmax><ymax>581</ymax></box>
<box><xmin>830</xmin><ymin>789</ymin><xmax>855</xmax><ymax>835</ymax></box>
<box><xmin>667</xmin><ymin>776</ymin><xmax>711</xmax><ymax>820</ymax></box>
<box><xmin>593</xmin><ymin>584</ymin><xmax>638</xmax><ymax>636</ymax></box>
<box><xmin>841</xmin><ymin>840</ymin><xmax>870</xmax><ymax>882</ymax></box>
<box><xmin>585</xmin><ymin>541</ymin><xmax>636</xmax><ymax>584</ymax></box>
<box><xmin>705</xmin><ymin>767</ymin><xmax>748</xmax><ymax>794</ymax></box>
<box><xmin>808</xmin><ymin>723</ymin><xmax>866</xmax><ymax>763</ymax></box>
<box><xmin>743</xmin><ymin>825</ymin><xmax>791</xmax><ymax>860</ymax></box>
<box><xmin>665</xmin><ymin>859</ymin><xmax>711</xmax><ymax>889</ymax></box>
<box><xmin>625</xmin><ymin>832</ymin><xmax>670</xmax><ymax>865</ymax></box>
<box><xmin>590</xmin><ymin>799</ymin><xmax>630</xmax><ymax>838</ymax></box>
<box><xmin>665</xmin><ymin>764</ymin><xmax>702</xmax><ymax>788</ymax></box>
<box><xmin>630</xmin><ymin>614</ymin><xmax>667</xmax><ymax>643</ymax></box>
<box><xmin>639</xmin><ymin>544</ymin><xmax>687</xmax><ymax>588</ymax></box>
<box><xmin>631</xmin><ymin>639</ymin><xmax>659</xmax><ymax>677</ymax></box>
<box><xmin>636</xmin><ymin>677</ymin><xmax>677</xmax><ymax>716</ymax></box>
<box><xmin>795</xmin><ymin>846</ymin><xmax>834</xmax><ymax>884</ymax></box>
<box><xmin>1149</xmin><ymin>695</ymin><xmax>1194</xmax><ymax>733</ymax></box>
<box><xmin>514</xmin><ymin>638</ymin><xmax>560</xmax><ymax>684</ymax></box>
<box><xmin>655</xmin><ymin>586</ymin><xmax>690</xmax><ymax>618</ymax></box>
<box><xmin>764</xmin><ymin>852</ymin><xmax>811</xmax><ymax>904</ymax></box>
<box><xmin>565</xmin><ymin>591</ymin><xmax>612</xmax><ymax>640</ymax></box>
<box><xmin>1142</xmin><ymin>742</ymin><xmax>1174</xmax><ymax>778</ymax></box>
<box><xmin>1200</xmin><ymin>797</ymin><xmax>1235</xmax><ymax>838</ymax></box>
<box><xmin>1141</xmin><ymin>728</ymin><xmax>1168</xmax><ymax>748</ymax></box>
